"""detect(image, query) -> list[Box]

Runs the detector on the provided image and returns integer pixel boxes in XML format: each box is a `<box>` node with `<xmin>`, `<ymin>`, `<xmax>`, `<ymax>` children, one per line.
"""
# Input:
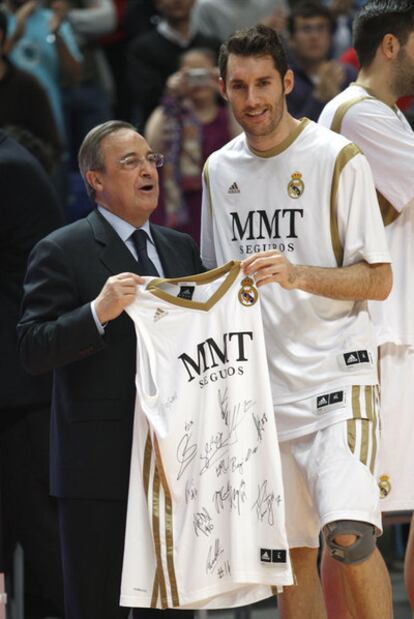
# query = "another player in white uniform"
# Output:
<box><xmin>201</xmin><ymin>24</ymin><xmax>393</xmax><ymax>618</ymax></box>
<box><xmin>120</xmin><ymin>261</ymin><xmax>293</xmax><ymax>609</ymax></box>
<box><xmin>319</xmin><ymin>0</ymin><xmax>414</xmax><ymax>612</ymax></box>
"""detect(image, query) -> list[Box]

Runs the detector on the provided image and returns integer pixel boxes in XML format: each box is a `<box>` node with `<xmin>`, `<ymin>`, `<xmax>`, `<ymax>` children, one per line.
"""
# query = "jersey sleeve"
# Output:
<box><xmin>200</xmin><ymin>160</ymin><xmax>218</xmax><ymax>270</ymax></box>
<box><xmin>342</xmin><ymin>100</ymin><xmax>414</xmax><ymax>213</ymax></box>
<box><xmin>337</xmin><ymin>152</ymin><xmax>391</xmax><ymax>267</ymax></box>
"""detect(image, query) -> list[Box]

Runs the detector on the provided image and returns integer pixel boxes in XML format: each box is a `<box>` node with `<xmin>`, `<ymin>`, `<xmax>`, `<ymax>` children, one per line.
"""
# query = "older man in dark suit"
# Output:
<box><xmin>17</xmin><ymin>120</ymin><xmax>203</xmax><ymax>619</ymax></box>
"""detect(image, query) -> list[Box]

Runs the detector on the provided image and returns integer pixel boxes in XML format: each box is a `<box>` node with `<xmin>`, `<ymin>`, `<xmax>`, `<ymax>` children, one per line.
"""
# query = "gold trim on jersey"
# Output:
<box><xmin>377</xmin><ymin>191</ymin><xmax>400</xmax><ymax>226</ymax></box>
<box><xmin>147</xmin><ymin>260</ymin><xmax>241</xmax><ymax>311</ymax></box>
<box><xmin>143</xmin><ymin>431</ymin><xmax>152</xmax><ymax>499</ymax></box>
<box><xmin>248</xmin><ymin>118</ymin><xmax>310</xmax><ymax>158</ymax></box>
<box><xmin>143</xmin><ymin>433</ymin><xmax>160</xmax><ymax>608</ymax></box>
<box><xmin>152</xmin><ymin>468</ymin><xmax>168</xmax><ymax>607</ymax></box>
<box><xmin>353</xmin><ymin>83</ymin><xmax>400</xmax><ymax>113</ymax></box>
<box><xmin>154</xmin><ymin>437</ymin><xmax>180</xmax><ymax>608</ymax></box>
<box><xmin>329</xmin><ymin>91</ymin><xmax>401</xmax><ymax>227</ymax></box>
<box><xmin>203</xmin><ymin>159</ymin><xmax>213</xmax><ymax>218</ymax></box>
<box><xmin>330</xmin><ymin>143</ymin><xmax>361</xmax><ymax>266</ymax></box>
<box><xmin>330</xmin><ymin>95</ymin><xmax>372</xmax><ymax>135</ymax></box>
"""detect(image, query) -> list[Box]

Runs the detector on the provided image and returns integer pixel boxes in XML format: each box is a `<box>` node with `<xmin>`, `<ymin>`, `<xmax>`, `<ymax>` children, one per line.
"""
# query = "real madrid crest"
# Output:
<box><xmin>287</xmin><ymin>171</ymin><xmax>305</xmax><ymax>199</ymax></box>
<box><xmin>238</xmin><ymin>276</ymin><xmax>258</xmax><ymax>307</ymax></box>
<box><xmin>378</xmin><ymin>474</ymin><xmax>391</xmax><ymax>498</ymax></box>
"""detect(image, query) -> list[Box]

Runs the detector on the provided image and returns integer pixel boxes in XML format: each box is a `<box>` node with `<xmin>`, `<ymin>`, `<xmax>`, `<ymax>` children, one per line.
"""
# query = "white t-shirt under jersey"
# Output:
<box><xmin>201</xmin><ymin>119</ymin><xmax>390</xmax><ymax>440</ymax></box>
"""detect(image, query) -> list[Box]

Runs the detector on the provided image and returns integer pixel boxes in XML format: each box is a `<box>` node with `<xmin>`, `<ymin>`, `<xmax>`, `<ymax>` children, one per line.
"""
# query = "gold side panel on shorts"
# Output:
<box><xmin>360</xmin><ymin>420</ymin><xmax>369</xmax><ymax>466</ymax></box>
<box><xmin>330</xmin><ymin>96</ymin><xmax>372</xmax><ymax>135</ymax></box>
<box><xmin>152</xmin><ymin>468</ymin><xmax>168</xmax><ymax>608</ymax></box>
<box><xmin>347</xmin><ymin>419</ymin><xmax>356</xmax><ymax>454</ymax></box>
<box><xmin>330</xmin><ymin>143</ymin><xmax>361</xmax><ymax>266</ymax></box>
<box><xmin>369</xmin><ymin>409</ymin><xmax>378</xmax><ymax>475</ymax></box>
<box><xmin>364</xmin><ymin>386</ymin><xmax>374</xmax><ymax>422</ymax></box>
<box><xmin>154</xmin><ymin>437</ymin><xmax>180</xmax><ymax>608</ymax></box>
<box><xmin>352</xmin><ymin>385</ymin><xmax>361</xmax><ymax>419</ymax></box>
<box><xmin>377</xmin><ymin>191</ymin><xmax>400</xmax><ymax>226</ymax></box>
<box><xmin>271</xmin><ymin>586</ymin><xmax>278</xmax><ymax>596</ymax></box>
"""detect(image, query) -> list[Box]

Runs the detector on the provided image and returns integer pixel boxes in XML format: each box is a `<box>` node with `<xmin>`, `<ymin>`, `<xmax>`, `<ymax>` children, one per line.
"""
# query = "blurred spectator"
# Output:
<box><xmin>0</xmin><ymin>127</ymin><xmax>64</xmax><ymax>619</ymax></box>
<box><xmin>100</xmin><ymin>0</ymin><xmax>129</xmax><ymax>119</ymax></box>
<box><xmin>126</xmin><ymin>0</ymin><xmax>220</xmax><ymax>130</ymax></box>
<box><xmin>286</xmin><ymin>0</ymin><xmax>356</xmax><ymax>120</ymax></box>
<box><xmin>48</xmin><ymin>0</ymin><xmax>116</xmax><ymax>167</ymax></box>
<box><xmin>191</xmin><ymin>0</ymin><xmax>289</xmax><ymax>43</ymax></box>
<box><xmin>4</xmin><ymin>0</ymin><xmax>82</xmax><ymax>142</ymax></box>
<box><xmin>326</xmin><ymin>0</ymin><xmax>354</xmax><ymax>56</ymax></box>
<box><xmin>145</xmin><ymin>47</ymin><xmax>240</xmax><ymax>244</ymax></box>
<box><xmin>123</xmin><ymin>0</ymin><xmax>159</xmax><ymax>40</ymax></box>
<box><xmin>0</xmin><ymin>7</ymin><xmax>62</xmax><ymax>163</ymax></box>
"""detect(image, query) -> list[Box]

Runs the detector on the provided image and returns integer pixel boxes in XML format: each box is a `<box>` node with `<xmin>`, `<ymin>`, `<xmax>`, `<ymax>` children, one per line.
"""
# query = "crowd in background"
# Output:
<box><xmin>1</xmin><ymin>1</ymin><xmax>414</xmax><ymax>618</ymax></box>
<box><xmin>1</xmin><ymin>0</ymin><xmax>412</xmax><ymax>233</ymax></box>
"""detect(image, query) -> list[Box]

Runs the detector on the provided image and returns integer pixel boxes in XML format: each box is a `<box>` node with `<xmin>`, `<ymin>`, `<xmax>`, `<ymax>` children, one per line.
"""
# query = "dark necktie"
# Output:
<box><xmin>130</xmin><ymin>229</ymin><xmax>159</xmax><ymax>276</ymax></box>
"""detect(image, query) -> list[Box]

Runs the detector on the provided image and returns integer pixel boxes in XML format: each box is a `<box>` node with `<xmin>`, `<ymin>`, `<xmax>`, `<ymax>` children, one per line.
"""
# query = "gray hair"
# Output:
<box><xmin>78</xmin><ymin>120</ymin><xmax>138</xmax><ymax>202</ymax></box>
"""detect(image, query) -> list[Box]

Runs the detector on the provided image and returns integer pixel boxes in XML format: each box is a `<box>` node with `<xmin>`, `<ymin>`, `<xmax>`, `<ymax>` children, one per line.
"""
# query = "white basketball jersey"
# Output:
<box><xmin>319</xmin><ymin>85</ymin><xmax>414</xmax><ymax>511</ymax></box>
<box><xmin>201</xmin><ymin>119</ymin><xmax>390</xmax><ymax>440</ymax></box>
<box><xmin>319</xmin><ymin>83</ymin><xmax>414</xmax><ymax>346</ymax></box>
<box><xmin>120</xmin><ymin>261</ymin><xmax>293</xmax><ymax>609</ymax></box>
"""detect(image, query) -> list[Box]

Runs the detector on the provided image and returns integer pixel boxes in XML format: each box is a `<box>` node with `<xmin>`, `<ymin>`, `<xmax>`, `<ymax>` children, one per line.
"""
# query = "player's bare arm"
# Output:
<box><xmin>94</xmin><ymin>273</ymin><xmax>145</xmax><ymax>323</ymax></box>
<box><xmin>242</xmin><ymin>250</ymin><xmax>392</xmax><ymax>301</ymax></box>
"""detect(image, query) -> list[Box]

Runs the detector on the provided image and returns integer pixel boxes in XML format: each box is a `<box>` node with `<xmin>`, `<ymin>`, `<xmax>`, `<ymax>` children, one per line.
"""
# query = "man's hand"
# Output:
<box><xmin>242</xmin><ymin>250</ymin><xmax>298</xmax><ymax>289</ymax></box>
<box><xmin>314</xmin><ymin>61</ymin><xmax>345</xmax><ymax>102</ymax></box>
<box><xmin>94</xmin><ymin>273</ymin><xmax>144</xmax><ymax>324</ymax></box>
<box><xmin>49</xmin><ymin>0</ymin><xmax>70</xmax><ymax>34</ymax></box>
<box><xmin>5</xmin><ymin>0</ymin><xmax>37</xmax><ymax>50</ymax></box>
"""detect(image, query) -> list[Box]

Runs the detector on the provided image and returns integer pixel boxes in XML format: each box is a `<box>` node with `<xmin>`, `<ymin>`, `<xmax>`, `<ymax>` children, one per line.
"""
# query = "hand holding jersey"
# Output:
<box><xmin>94</xmin><ymin>273</ymin><xmax>145</xmax><ymax>324</ymax></box>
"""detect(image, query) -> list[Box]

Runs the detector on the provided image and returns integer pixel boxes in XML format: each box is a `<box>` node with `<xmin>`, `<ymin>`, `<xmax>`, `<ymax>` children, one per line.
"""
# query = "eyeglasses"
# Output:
<box><xmin>117</xmin><ymin>152</ymin><xmax>164</xmax><ymax>171</ymax></box>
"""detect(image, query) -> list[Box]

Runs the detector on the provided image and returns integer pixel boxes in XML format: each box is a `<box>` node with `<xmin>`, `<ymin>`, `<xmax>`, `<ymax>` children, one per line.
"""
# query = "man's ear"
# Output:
<box><xmin>283</xmin><ymin>68</ymin><xmax>295</xmax><ymax>96</ymax></box>
<box><xmin>85</xmin><ymin>170</ymin><xmax>103</xmax><ymax>193</ymax></box>
<box><xmin>380</xmin><ymin>33</ymin><xmax>400</xmax><ymax>61</ymax></box>
<box><xmin>219</xmin><ymin>76</ymin><xmax>228</xmax><ymax>101</ymax></box>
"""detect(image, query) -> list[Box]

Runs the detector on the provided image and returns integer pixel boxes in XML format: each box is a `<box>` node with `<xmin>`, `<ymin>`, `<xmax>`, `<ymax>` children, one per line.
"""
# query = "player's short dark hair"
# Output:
<box><xmin>353</xmin><ymin>0</ymin><xmax>414</xmax><ymax>68</ymax></box>
<box><xmin>219</xmin><ymin>24</ymin><xmax>288</xmax><ymax>82</ymax></box>
<box><xmin>288</xmin><ymin>0</ymin><xmax>334</xmax><ymax>36</ymax></box>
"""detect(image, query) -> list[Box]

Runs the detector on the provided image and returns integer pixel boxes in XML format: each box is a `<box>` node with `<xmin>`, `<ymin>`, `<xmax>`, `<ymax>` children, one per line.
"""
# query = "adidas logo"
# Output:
<box><xmin>228</xmin><ymin>182</ymin><xmax>240</xmax><ymax>194</ymax></box>
<box><xmin>154</xmin><ymin>307</ymin><xmax>168</xmax><ymax>322</ymax></box>
<box><xmin>344</xmin><ymin>350</ymin><xmax>370</xmax><ymax>366</ymax></box>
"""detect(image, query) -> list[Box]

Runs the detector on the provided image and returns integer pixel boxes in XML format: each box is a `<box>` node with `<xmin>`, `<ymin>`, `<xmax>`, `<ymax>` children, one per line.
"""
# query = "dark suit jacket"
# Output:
<box><xmin>0</xmin><ymin>129</ymin><xmax>63</xmax><ymax>411</ymax></box>
<box><xmin>17</xmin><ymin>209</ymin><xmax>204</xmax><ymax>500</ymax></box>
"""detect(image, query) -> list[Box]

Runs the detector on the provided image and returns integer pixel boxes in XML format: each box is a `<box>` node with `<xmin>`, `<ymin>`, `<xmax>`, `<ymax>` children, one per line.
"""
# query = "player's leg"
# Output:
<box><xmin>278</xmin><ymin>547</ymin><xmax>327</xmax><ymax>619</ymax></box>
<box><xmin>277</xmin><ymin>440</ymin><xmax>326</xmax><ymax>618</ymax></box>
<box><xmin>323</xmin><ymin>520</ymin><xmax>392</xmax><ymax>619</ymax></box>
<box><xmin>290</xmin><ymin>393</ymin><xmax>392</xmax><ymax>619</ymax></box>
<box><xmin>321</xmin><ymin>550</ymin><xmax>353</xmax><ymax>619</ymax></box>
<box><xmin>404</xmin><ymin>513</ymin><xmax>414</xmax><ymax>611</ymax></box>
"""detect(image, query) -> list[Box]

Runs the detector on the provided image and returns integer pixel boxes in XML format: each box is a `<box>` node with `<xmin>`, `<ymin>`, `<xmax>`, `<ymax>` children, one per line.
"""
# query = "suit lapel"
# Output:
<box><xmin>87</xmin><ymin>209</ymin><xmax>141</xmax><ymax>275</ymax></box>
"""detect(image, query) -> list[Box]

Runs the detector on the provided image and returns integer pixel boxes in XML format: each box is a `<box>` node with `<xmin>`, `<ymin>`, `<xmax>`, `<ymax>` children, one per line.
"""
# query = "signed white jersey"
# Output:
<box><xmin>120</xmin><ymin>261</ymin><xmax>293</xmax><ymax>609</ymax></box>
<box><xmin>201</xmin><ymin>119</ymin><xmax>390</xmax><ymax>439</ymax></box>
<box><xmin>319</xmin><ymin>83</ymin><xmax>414</xmax><ymax>347</ymax></box>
